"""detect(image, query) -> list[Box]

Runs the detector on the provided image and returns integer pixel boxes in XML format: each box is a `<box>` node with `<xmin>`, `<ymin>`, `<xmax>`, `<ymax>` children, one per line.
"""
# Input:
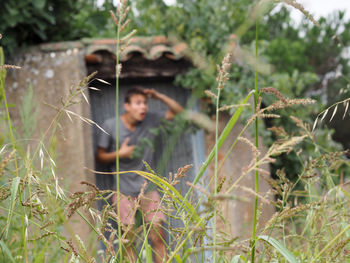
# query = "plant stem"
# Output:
<box><xmin>311</xmin><ymin>224</ymin><xmax>350</xmax><ymax>262</ymax></box>
<box><xmin>114</xmin><ymin>11</ymin><xmax>122</xmax><ymax>262</ymax></box>
<box><xmin>213</xmin><ymin>88</ymin><xmax>221</xmax><ymax>262</ymax></box>
<box><xmin>251</xmin><ymin>18</ymin><xmax>259</xmax><ymax>263</ymax></box>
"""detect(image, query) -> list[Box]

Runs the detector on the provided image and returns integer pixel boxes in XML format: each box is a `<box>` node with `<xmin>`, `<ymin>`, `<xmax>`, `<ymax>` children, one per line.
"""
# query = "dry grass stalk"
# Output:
<box><xmin>256</xmin><ymin>96</ymin><xmax>262</xmax><ymax>112</ymax></box>
<box><xmin>219</xmin><ymin>103</ymin><xmax>250</xmax><ymax>112</ymax></box>
<box><xmin>174</xmin><ymin>164</ymin><xmax>193</xmax><ymax>180</ymax></box>
<box><xmin>264</xmin><ymin>202</ymin><xmax>319</xmax><ymax>231</ymax></box>
<box><xmin>67</xmin><ymin>239</ymin><xmax>78</xmax><ymax>257</ymax></box>
<box><xmin>186</xmin><ymin>181</ymin><xmax>210</xmax><ymax>197</ymax></box>
<box><xmin>265</xmin><ymin>98</ymin><xmax>316</xmax><ymax>112</ymax></box>
<box><xmin>204</xmin><ymin>90</ymin><xmax>217</xmax><ymax>99</ymax></box>
<box><xmin>261</xmin><ymin>87</ymin><xmax>288</xmax><ymax>103</ymax></box>
<box><xmin>66</xmin><ymin>190</ymin><xmax>98</xmax><ymax>218</ymax></box>
<box><xmin>312</xmin><ymin>97</ymin><xmax>350</xmax><ymax>131</ymax></box>
<box><xmin>0</xmin><ymin>149</ymin><xmax>16</xmax><ymax>177</ymax></box>
<box><xmin>0</xmin><ymin>64</ymin><xmax>21</xmax><ymax>70</ymax></box>
<box><xmin>80</xmin><ymin>180</ymin><xmax>99</xmax><ymax>193</ymax></box>
<box><xmin>279</xmin><ymin>0</ymin><xmax>320</xmax><ymax>26</ymax></box>
<box><xmin>29</xmin><ymin>231</ymin><xmax>54</xmax><ymax>242</ymax></box>
<box><xmin>0</xmin><ymin>187</ymin><xmax>10</xmax><ymax>201</ymax></box>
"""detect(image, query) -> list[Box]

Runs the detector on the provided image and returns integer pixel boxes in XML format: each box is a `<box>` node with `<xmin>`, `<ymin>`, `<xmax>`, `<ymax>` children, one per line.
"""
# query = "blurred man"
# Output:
<box><xmin>97</xmin><ymin>87</ymin><xmax>183</xmax><ymax>262</ymax></box>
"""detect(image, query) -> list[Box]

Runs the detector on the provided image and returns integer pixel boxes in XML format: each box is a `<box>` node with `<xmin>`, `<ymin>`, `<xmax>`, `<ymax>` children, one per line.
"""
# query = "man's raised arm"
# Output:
<box><xmin>143</xmin><ymin>89</ymin><xmax>183</xmax><ymax>120</ymax></box>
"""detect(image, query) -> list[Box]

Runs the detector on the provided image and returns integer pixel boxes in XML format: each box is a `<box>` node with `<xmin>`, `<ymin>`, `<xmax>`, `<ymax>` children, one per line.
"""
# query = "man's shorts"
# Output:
<box><xmin>113</xmin><ymin>190</ymin><xmax>166</xmax><ymax>226</ymax></box>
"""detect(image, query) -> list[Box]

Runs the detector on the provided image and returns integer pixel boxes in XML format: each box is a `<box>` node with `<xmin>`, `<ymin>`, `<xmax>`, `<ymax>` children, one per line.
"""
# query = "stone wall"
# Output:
<box><xmin>205</xmin><ymin>113</ymin><xmax>275</xmax><ymax>238</ymax></box>
<box><xmin>6</xmin><ymin>46</ymin><xmax>94</xmax><ymax>243</ymax></box>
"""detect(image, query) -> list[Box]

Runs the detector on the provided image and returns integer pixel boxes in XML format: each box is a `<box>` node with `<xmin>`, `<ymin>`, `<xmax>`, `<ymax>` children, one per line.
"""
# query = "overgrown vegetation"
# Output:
<box><xmin>129</xmin><ymin>0</ymin><xmax>350</xmax><ymax>183</ymax></box>
<box><xmin>0</xmin><ymin>0</ymin><xmax>116</xmax><ymax>54</ymax></box>
<box><xmin>1</xmin><ymin>0</ymin><xmax>350</xmax><ymax>262</ymax></box>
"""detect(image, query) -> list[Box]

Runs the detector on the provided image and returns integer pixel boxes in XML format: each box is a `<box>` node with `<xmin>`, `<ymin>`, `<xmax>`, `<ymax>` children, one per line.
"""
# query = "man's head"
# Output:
<box><xmin>124</xmin><ymin>87</ymin><xmax>148</xmax><ymax>121</ymax></box>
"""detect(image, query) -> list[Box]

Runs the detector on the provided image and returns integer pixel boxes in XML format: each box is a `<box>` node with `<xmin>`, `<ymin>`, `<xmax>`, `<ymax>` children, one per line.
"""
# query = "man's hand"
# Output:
<box><xmin>96</xmin><ymin>137</ymin><xmax>135</xmax><ymax>163</ymax></box>
<box><xmin>144</xmin><ymin>88</ymin><xmax>161</xmax><ymax>99</ymax></box>
<box><xmin>119</xmin><ymin>137</ymin><xmax>135</xmax><ymax>159</ymax></box>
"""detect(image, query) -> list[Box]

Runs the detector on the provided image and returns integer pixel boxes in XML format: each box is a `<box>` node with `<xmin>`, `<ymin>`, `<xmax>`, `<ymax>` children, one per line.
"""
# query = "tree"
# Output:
<box><xmin>0</xmin><ymin>0</ymin><xmax>114</xmax><ymax>54</ymax></box>
<box><xmin>128</xmin><ymin>0</ymin><xmax>350</xmax><ymax>181</ymax></box>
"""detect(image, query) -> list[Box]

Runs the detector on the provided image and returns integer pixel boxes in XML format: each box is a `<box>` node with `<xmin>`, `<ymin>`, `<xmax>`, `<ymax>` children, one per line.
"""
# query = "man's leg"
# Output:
<box><xmin>113</xmin><ymin>194</ymin><xmax>138</xmax><ymax>262</ymax></box>
<box><xmin>140</xmin><ymin>190</ymin><xmax>167</xmax><ymax>263</ymax></box>
<box><xmin>149</xmin><ymin>224</ymin><xmax>167</xmax><ymax>263</ymax></box>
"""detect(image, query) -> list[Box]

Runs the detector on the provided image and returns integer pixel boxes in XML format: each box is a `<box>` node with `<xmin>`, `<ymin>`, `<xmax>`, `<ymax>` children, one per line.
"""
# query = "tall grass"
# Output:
<box><xmin>110</xmin><ymin>1</ymin><xmax>137</xmax><ymax>260</ymax></box>
<box><xmin>1</xmin><ymin>1</ymin><xmax>350</xmax><ymax>263</ymax></box>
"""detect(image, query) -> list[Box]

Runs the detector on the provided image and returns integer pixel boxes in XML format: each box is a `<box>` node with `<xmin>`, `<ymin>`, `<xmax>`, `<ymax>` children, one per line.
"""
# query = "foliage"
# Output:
<box><xmin>0</xmin><ymin>0</ymin><xmax>115</xmax><ymax>55</ymax></box>
<box><xmin>128</xmin><ymin>1</ymin><xmax>350</xmax><ymax>182</ymax></box>
<box><xmin>2</xmin><ymin>1</ymin><xmax>350</xmax><ymax>262</ymax></box>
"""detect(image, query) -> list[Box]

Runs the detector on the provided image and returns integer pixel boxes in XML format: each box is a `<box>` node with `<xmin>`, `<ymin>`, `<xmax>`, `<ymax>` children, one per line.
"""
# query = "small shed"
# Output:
<box><xmin>5</xmin><ymin>35</ymin><xmax>274</xmax><ymax>251</ymax></box>
<box><xmin>83</xmin><ymin>37</ymin><xmax>202</xmax><ymax>197</ymax></box>
<box><xmin>84</xmin><ymin>37</ymin><xmax>208</xmax><ymax>254</ymax></box>
<box><xmin>5</xmin><ymin>36</ymin><xmax>208</xmax><ymax>246</ymax></box>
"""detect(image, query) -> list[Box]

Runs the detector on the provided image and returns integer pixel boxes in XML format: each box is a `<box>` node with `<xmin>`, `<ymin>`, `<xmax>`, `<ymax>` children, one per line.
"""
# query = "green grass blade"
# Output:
<box><xmin>146</xmin><ymin>243</ymin><xmax>153</xmax><ymax>263</ymax></box>
<box><xmin>5</xmin><ymin>176</ymin><xmax>20</xmax><ymax>237</ymax></box>
<box><xmin>258</xmin><ymin>235</ymin><xmax>299</xmax><ymax>263</ymax></box>
<box><xmin>0</xmin><ymin>240</ymin><xmax>16</xmax><ymax>263</ymax></box>
<box><xmin>174</xmin><ymin>254</ymin><xmax>182</xmax><ymax>263</ymax></box>
<box><xmin>34</xmin><ymin>239</ymin><xmax>50</xmax><ymax>263</ymax></box>
<box><xmin>340</xmin><ymin>187</ymin><xmax>350</xmax><ymax>200</ymax></box>
<box><xmin>181</xmin><ymin>248</ymin><xmax>193</xmax><ymax>263</ymax></box>
<box><xmin>311</xmin><ymin>224</ymin><xmax>350</xmax><ymax>263</ymax></box>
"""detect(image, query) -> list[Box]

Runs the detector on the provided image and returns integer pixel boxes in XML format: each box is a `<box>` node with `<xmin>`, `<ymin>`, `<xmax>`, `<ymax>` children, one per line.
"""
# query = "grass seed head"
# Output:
<box><xmin>80</xmin><ymin>181</ymin><xmax>99</xmax><ymax>193</ymax></box>
<box><xmin>67</xmin><ymin>239</ymin><xmax>78</xmax><ymax>257</ymax></box>
<box><xmin>261</xmin><ymin>87</ymin><xmax>287</xmax><ymax>103</ymax></box>
<box><xmin>174</xmin><ymin>164</ymin><xmax>193</xmax><ymax>179</ymax></box>
<box><xmin>0</xmin><ymin>187</ymin><xmax>10</xmax><ymax>201</ymax></box>
<box><xmin>280</xmin><ymin>0</ymin><xmax>320</xmax><ymax>26</ymax></box>
<box><xmin>0</xmin><ymin>64</ymin><xmax>21</xmax><ymax>70</ymax></box>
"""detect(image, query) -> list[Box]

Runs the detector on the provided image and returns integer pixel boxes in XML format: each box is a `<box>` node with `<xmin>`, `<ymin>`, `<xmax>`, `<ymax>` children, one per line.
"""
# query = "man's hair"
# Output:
<box><xmin>124</xmin><ymin>86</ymin><xmax>147</xmax><ymax>103</ymax></box>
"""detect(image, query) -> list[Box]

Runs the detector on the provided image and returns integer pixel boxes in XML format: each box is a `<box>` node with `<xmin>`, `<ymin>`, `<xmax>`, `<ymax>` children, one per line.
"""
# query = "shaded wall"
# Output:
<box><xmin>6</xmin><ymin>46</ymin><xmax>94</xmax><ymax>242</ymax></box>
<box><xmin>205</xmin><ymin>113</ymin><xmax>275</xmax><ymax>238</ymax></box>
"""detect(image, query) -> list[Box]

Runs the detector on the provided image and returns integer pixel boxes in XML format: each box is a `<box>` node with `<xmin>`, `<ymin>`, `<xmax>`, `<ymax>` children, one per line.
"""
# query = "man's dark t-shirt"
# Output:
<box><xmin>97</xmin><ymin>112</ymin><xmax>163</xmax><ymax>196</ymax></box>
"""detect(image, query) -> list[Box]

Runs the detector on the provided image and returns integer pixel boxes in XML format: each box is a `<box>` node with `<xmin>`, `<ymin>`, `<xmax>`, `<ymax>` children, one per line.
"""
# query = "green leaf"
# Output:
<box><xmin>181</xmin><ymin>248</ymin><xmax>193</xmax><ymax>262</ymax></box>
<box><xmin>258</xmin><ymin>235</ymin><xmax>300</xmax><ymax>263</ymax></box>
<box><xmin>5</xmin><ymin>177</ymin><xmax>20</xmax><ymax>237</ymax></box>
<box><xmin>0</xmin><ymin>240</ymin><xmax>16</xmax><ymax>263</ymax></box>
<box><xmin>32</xmin><ymin>0</ymin><xmax>46</xmax><ymax>9</ymax></box>
<box><xmin>34</xmin><ymin>238</ymin><xmax>50</xmax><ymax>263</ymax></box>
<box><xmin>0</xmin><ymin>47</ymin><xmax>4</xmax><ymax>65</ymax></box>
<box><xmin>340</xmin><ymin>187</ymin><xmax>350</xmax><ymax>200</ymax></box>
<box><xmin>174</xmin><ymin>254</ymin><xmax>182</xmax><ymax>263</ymax></box>
<box><xmin>146</xmin><ymin>243</ymin><xmax>153</xmax><ymax>263</ymax></box>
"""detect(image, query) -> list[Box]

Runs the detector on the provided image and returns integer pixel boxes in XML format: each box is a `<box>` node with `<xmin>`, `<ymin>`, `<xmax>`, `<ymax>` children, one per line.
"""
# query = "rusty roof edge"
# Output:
<box><xmin>39</xmin><ymin>41</ymin><xmax>84</xmax><ymax>52</ymax></box>
<box><xmin>37</xmin><ymin>36</ymin><xmax>190</xmax><ymax>62</ymax></box>
<box><xmin>86</xmin><ymin>37</ymin><xmax>189</xmax><ymax>62</ymax></box>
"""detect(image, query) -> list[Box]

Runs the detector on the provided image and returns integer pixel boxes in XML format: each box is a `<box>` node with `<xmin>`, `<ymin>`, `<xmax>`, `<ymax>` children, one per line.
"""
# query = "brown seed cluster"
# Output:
<box><xmin>0</xmin><ymin>149</ymin><xmax>16</xmax><ymax>177</ymax></box>
<box><xmin>66</xmin><ymin>186</ymin><xmax>98</xmax><ymax>219</ymax></box>
<box><xmin>216</xmin><ymin>54</ymin><xmax>232</xmax><ymax>90</ymax></box>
